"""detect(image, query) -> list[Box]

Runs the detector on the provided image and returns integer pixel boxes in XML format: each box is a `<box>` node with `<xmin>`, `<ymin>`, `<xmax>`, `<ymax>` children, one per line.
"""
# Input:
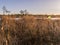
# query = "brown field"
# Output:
<box><xmin>0</xmin><ymin>14</ymin><xmax>60</xmax><ymax>45</ymax></box>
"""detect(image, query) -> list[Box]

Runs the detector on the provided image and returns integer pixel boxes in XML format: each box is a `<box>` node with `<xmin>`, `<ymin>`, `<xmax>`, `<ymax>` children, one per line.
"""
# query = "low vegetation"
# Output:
<box><xmin>0</xmin><ymin>15</ymin><xmax>60</xmax><ymax>45</ymax></box>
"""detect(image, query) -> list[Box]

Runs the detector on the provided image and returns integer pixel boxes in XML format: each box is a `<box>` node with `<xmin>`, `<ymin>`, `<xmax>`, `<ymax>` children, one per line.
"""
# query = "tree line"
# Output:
<box><xmin>2</xmin><ymin>6</ymin><xmax>29</xmax><ymax>15</ymax></box>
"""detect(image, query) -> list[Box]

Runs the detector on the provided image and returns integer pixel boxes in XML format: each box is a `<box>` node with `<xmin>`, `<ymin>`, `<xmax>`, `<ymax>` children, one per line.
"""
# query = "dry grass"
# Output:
<box><xmin>0</xmin><ymin>15</ymin><xmax>60</xmax><ymax>45</ymax></box>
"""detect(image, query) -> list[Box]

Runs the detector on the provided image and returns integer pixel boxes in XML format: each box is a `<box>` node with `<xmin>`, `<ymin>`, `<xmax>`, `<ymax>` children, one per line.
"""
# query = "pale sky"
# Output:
<box><xmin>0</xmin><ymin>0</ymin><xmax>60</xmax><ymax>14</ymax></box>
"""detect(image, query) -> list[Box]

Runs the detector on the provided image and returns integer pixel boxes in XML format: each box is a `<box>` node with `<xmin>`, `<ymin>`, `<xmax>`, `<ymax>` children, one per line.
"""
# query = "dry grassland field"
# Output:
<box><xmin>0</xmin><ymin>15</ymin><xmax>59</xmax><ymax>45</ymax></box>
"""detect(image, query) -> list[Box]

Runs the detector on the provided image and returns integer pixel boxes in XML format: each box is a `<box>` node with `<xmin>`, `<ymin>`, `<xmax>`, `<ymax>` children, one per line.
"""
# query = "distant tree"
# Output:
<box><xmin>2</xmin><ymin>6</ymin><xmax>10</xmax><ymax>15</ymax></box>
<box><xmin>2</xmin><ymin>6</ymin><xmax>6</xmax><ymax>14</ymax></box>
<box><xmin>20</xmin><ymin>9</ymin><xmax>28</xmax><ymax>15</ymax></box>
<box><xmin>20</xmin><ymin>10</ymin><xmax>24</xmax><ymax>15</ymax></box>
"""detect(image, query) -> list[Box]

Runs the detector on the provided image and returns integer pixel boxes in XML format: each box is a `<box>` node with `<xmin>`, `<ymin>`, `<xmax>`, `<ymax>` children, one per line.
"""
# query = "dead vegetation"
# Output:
<box><xmin>0</xmin><ymin>15</ymin><xmax>60</xmax><ymax>45</ymax></box>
